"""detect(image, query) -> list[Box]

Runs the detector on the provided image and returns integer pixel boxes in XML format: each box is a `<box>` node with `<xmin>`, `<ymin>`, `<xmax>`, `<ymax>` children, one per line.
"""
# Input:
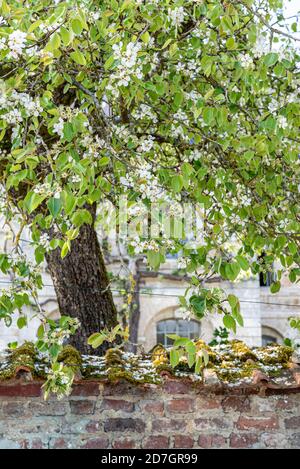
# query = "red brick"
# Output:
<box><xmin>284</xmin><ymin>416</ymin><xmax>300</xmax><ymax>430</ymax></box>
<box><xmin>167</xmin><ymin>398</ymin><xmax>194</xmax><ymax>413</ymax></box>
<box><xmin>140</xmin><ymin>401</ymin><xmax>164</xmax><ymax>415</ymax></box>
<box><xmin>230</xmin><ymin>433</ymin><xmax>259</xmax><ymax>448</ymax></box>
<box><xmin>163</xmin><ymin>380</ymin><xmax>191</xmax><ymax>394</ymax></box>
<box><xmin>28</xmin><ymin>401</ymin><xmax>67</xmax><ymax>416</ymax></box>
<box><xmin>2</xmin><ymin>402</ymin><xmax>26</xmax><ymax>416</ymax></box>
<box><xmin>276</xmin><ymin>398</ymin><xmax>297</xmax><ymax>410</ymax></box>
<box><xmin>237</xmin><ymin>416</ymin><xmax>278</xmax><ymax>430</ymax></box>
<box><xmin>173</xmin><ymin>435</ymin><xmax>194</xmax><ymax>448</ymax></box>
<box><xmin>86</xmin><ymin>421</ymin><xmax>101</xmax><ymax>433</ymax></box>
<box><xmin>104</xmin><ymin>418</ymin><xmax>145</xmax><ymax>432</ymax></box>
<box><xmin>101</xmin><ymin>399</ymin><xmax>134</xmax><ymax>412</ymax></box>
<box><xmin>0</xmin><ymin>383</ymin><xmax>41</xmax><ymax>397</ymax></box>
<box><xmin>152</xmin><ymin>418</ymin><xmax>187</xmax><ymax>433</ymax></box>
<box><xmin>21</xmin><ymin>439</ymin><xmax>47</xmax><ymax>449</ymax></box>
<box><xmin>50</xmin><ymin>438</ymin><xmax>68</xmax><ymax>449</ymax></box>
<box><xmin>71</xmin><ymin>383</ymin><xmax>100</xmax><ymax>396</ymax></box>
<box><xmin>70</xmin><ymin>400</ymin><xmax>95</xmax><ymax>415</ymax></box>
<box><xmin>195</xmin><ymin>417</ymin><xmax>230</xmax><ymax>430</ymax></box>
<box><xmin>196</xmin><ymin>396</ymin><xmax>221</xmax><ymax>410</ymax></box>
<box><xmin>198</xmin><ymin>434</ymin><xmax>227</xmax><ymax>448</ymax></box>
<box><xmin>144</xmin><ymin>436</ymin><xmax>169</xmax><ymax>449</ymax></box>
<box><xmin>222</xmin><ymin>396</ymin><xmax>250</xmax><ymax>412</ymax></box>
<box><xmin>113</xmin><ymin>439</ymin><xmax>136</xmax><ymax>449</ymax></box>
<box><xmin>81</xmin><ymin>437</ymin><xmax>109</xmax><ymax>449</ymax></box>
<box><xmin>102</xmin><ymin>381</ymin><xmax>149</xmax><ymax>397</ymax></box>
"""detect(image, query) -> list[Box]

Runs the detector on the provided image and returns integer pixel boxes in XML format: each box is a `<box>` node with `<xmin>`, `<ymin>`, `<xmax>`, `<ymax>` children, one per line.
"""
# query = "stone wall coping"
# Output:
<box><xmin>0</xmin><ymin>372</ymin><xmax>300</xmax><ymax>398</ymax></box>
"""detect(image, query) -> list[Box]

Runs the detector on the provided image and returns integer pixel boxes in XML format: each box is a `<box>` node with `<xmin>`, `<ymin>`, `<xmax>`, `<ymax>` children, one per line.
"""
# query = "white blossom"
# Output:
<box><xmin>7</xmin><ymin>30</ymin><xmax>27</xmax><ymax>59</ymax></box>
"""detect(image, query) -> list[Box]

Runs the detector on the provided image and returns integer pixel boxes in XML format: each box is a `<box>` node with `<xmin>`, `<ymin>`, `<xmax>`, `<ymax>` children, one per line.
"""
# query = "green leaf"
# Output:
<box><xmin>227</xmin><ymin>294</ymin><xmax>239</xmax><ymax>309</ymax></box>
<box><xmin>173</xmin><ymin>337</ymin><xmax>190</xmax><ymax>347</ymax></box>
<box><xmin>61</xmin><ymin>241</ymin><xmax>70</xmax><ymax>259</ymax></box>
<box><xmin>17</xmin><ymin>316</ymin><xmax>27</xmax><ymax>329</ymax></box>
<box><xmin>60</xmin><ymin>26</ymin><xmax>72</xmax><ymax>46</ymax></box>
<box><xmin>166</xmin><ymin>334</ymin><xmax>180</xmax><ymax>341</ymax></box>
<box><xmin>71</xmin><ymin>209</ymin><xmax>93</xmax><ymax>227</ymax></box>
<box><xmin>147</xmin><ymin>251</ymin><xmax>162</xmax><ymax>270</ymax></box>
<box><xmin>49</xmin><ymin>343</ymin><xmax>61</xmax><ymax>360</ymax></box>
<box><xmin>270</xmin><ymin>281</ymin><xmax>281</xmax><ymax>294</ymax></box>
<box><xmin>104</xmin><ymin>55</ymin><xmax>115</xmax><ymax>70</ymax></box>
<box><xmin>70</xmin><ymin>50</ymin><xmax>86</xmax><ymax>66</ymax></box>
<box><xmin>187</xmin><ymin>352</ymin><xmax>196</xmax><ymax>368</ymax></box>
<box><xmin>170</xmin><ymin>348</ymin><xmax>180</xmax><ymax>368</ymax></box>
<box><xmin>171</xmin><ymin>175</ymin><xmax>183</xmax><ymax>193</ymax></box>
<box><xmin>63</xmin><ymin>122</ymin><xmax>75</xmax><ymax>142</ymax></box>
<box><xmin>71</xmin><ymin>18</ymin><xmax>83</xmax><ymax>35</ymax></box>
<box><xmin>226</xmin><ymin>37</ymin><xmax>236</xmax><ymax>50</ymax></box>
<box><xmin>264</xmin><ymin>53</ymin><xmax>278</xmax><ymax>67</ymax></box>
<box><xmin>223</xmin><ymin>315</ymin><xmax>236</xmax><ymax>333</ymax></box>
<box><xmin>194</xmin><ymin>355</ymin><xmax>203</xmax><ymax>374</ymax></box>
<box><xmin>189</xmin><ymin>295</ymin><xmax>206</xmax><ymax>318</ymax></box>
<box><xmin>37</xmin><ymin>324</ymin><xmax>45</xmax><ymax>339</ymax></box>
<box><xmin>236</xmin><ymin>255</ymin><xmax>250</xmax><ymax>271</ymax></box>
<box><xmin>24</xmin><ymin>192</ymin><xmax>47</xmax><ymax>214</ymax></box>
<box><xmin>47</xmin><ymin>197</ymin><xmax>62</xmax><ymax>218</ymax></box>
<box><xmin>88</xmin><ymin>332</ymin><xmax>105</xmax><ymax>348</ymax></box>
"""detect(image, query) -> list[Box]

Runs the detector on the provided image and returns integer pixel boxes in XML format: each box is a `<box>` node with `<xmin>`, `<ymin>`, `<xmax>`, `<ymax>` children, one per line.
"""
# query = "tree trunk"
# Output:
<box><xmin>127</xmin><ymin>259</ymin><xmax>141</xmax><ymax>353</ymax></box>
<box><xmin>45</xmin><ymin>204</ymin><xmax>118</xmax><ymax>355</ymax></box>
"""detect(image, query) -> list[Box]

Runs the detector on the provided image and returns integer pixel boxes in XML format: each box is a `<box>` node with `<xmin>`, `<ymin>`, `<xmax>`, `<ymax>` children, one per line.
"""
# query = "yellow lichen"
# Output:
<box><xmin>230</xmin><ymin>340</ymin><xmax>257</xmax><ymax>362</ymax></box>
<box><xmin>151</xmin><ymin>345</ymin><xmax>169</xmax><ymax>367</ymax></box>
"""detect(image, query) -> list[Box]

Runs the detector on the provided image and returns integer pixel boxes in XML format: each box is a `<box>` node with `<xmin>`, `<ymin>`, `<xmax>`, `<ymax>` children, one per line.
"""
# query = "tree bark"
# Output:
<box><xmin>45</xmin><ymin>204</ymin><xmax>118</xmax><ymax>355</ymax></box>
<box><xmin>127</xmin><ymin>259</ymin><xmax>141</xmax><ymax>353</ymax></box>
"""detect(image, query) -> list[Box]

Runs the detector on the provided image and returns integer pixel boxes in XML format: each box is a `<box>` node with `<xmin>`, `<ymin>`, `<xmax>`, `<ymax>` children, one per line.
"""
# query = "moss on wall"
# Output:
<box><xmin>0</xmin><ymin>340</ymin><xmax>294</xmax><ymax>385</ymax></box>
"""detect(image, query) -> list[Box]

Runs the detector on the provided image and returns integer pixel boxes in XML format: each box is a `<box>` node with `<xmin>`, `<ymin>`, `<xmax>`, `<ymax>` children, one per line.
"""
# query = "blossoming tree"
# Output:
<box><xmin>0</xmin><ymin>0</ymin><xmax>300</xmax><ymax>364</ymax></box>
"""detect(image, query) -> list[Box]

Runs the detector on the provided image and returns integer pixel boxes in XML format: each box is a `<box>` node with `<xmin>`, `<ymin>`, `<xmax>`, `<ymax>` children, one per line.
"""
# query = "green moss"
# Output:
<box><xmin>58</xmin><ymin>345</ymin><xmax>82</xmax><ymax>372</ymax></box>
<box><xmin>105</xmin><ymin>348</ymin><xmax>125</xmax><ymax>367</ymax></box>
<box><xmin>195</xmin><ymin>339</ymin><xmax>219</xmax><ymax>364</ymax></box>
<box><xmin>254</xmin><ymin>344</ymin><xmax>293</xmax><ymax>365</ymax></box>
<box><xmin>0</xmin><ymin>342</ymin><xmax>37</xmax><ymax>381</ymax></box>
<box><xmin>0</xmin><ymin>340</ymin><xmax>295</xmax><ymax>386</ymax></box>
<box><xmin>230</xmin><ymin>340</ymin><xmax>257</xmax><ymax>362</ymax></box>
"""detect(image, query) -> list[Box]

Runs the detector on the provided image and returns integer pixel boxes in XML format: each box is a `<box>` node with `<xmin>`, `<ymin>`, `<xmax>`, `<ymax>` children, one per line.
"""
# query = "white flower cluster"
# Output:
<box><xmin>239</xmin><ymin>53</ymin><xmax>254</xmax><ymax>69</ymax></box>
<box><xmin>33</xmin><ymin>181</ymin><xmax>62</xmax><ymax>198</ymax></box>
<box><xmin>39</xmin><ymin>233</ymin><xmax>51</xmax><ymax>251</ymax></box>
<box><xmin>0</xmin><ymin>90</ymin><xmax>43</xmax><ymax>125</ymax></box>
<box><xmin>138</xmin><ymin>136</ymin><xmax>155</xmax><ymax>153</ymax></box>
<box><xmin>132</xmin><ymin>104</ymin><xmax>158</xmax><ymax>124</ymax></box>
<box><xmin>70</xmin><ymin>174</ymin><xmax>81</xmax><ymax>183</ymax></box>
<box><xmin>109</xmin><ymin>41</ymin><xmax>143</xmax><ymax>89</ymax></box>
<box><xmin>43</xmin><ymin>318</ymin><xmax>80</xmax><ymax>347</ymax></box>
<box><xmin>168</xmin><ymin>7</ymin><xmax>187</xmax><ymax>27</ymax></box>
<box><xmin>277</xmin><ymin>115</ymin><xmax>288</xmax><ymax>129</ymax></box>
<box><xmin>120</xmin><ymin>161</ymin><xmax>164</xmax><ymax>201</ymax></box>
<box><xmin>129</xmin><ymin>236</ymin><xmax>174</xmax><ymax>255</ymax></box>
<box><xmin>183</xmin><ymin>149</ymin><xmax>202</xmax><ymax>162</ymax></box>
<box><xmin>43</xmin><ymin>363</ymin><xmax>74</xmax><ymax>400</ymax></box>
<box><xmin>175</xmin><ymin>59</ymin><xmax>201</xmax><ymax>79</ymax></box>
<box><xmin>177</xmin><ymin>257</ymin><xmax>188</xmax><ymax>269</ymax></box>
<box><xmin>53</xmin><ymin>118</ymin><xmax>64</xmax><ymax>138</ymax></box>
<box><xmin>7</xmin><ymin>30</ymin><xmax>27</xmax><ymax>59</ymax></box>
<box><xmin>81</xmin><ymin>134</ymin><xmax>108</xmax><ymax>160</ymax></box>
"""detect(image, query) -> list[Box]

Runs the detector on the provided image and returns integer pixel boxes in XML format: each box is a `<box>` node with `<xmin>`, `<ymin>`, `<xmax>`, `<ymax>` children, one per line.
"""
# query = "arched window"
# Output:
<box><xmin>261</xmin><ymin>326</ymin><xmax>283</xmax><ymax>346</ymax></box>
<box><xmin>156</xmin><ymin>319</ymin><xmax>200</xmax><ymax>347</ymax></box>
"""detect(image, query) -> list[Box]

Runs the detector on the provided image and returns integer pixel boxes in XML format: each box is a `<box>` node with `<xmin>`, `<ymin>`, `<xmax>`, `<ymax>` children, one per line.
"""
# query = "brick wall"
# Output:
<box><xmin>0</xmin><ymin>379</ymin><xmax>299</xmax><ymax>449</ymax></box>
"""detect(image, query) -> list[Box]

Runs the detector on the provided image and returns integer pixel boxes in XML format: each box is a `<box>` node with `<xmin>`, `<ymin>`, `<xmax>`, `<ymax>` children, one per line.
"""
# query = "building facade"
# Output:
<box><xmin>0</xmin><ymin>222</ymin><xmax>299</xmax><ymax>350</ymax></box>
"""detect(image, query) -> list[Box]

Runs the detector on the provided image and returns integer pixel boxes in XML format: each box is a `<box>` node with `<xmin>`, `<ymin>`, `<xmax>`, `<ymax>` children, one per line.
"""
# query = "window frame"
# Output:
<box><xmin>156</xmin><ymin>318</ymin><xmax>201</xmax><ymax>347</ymax></box>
